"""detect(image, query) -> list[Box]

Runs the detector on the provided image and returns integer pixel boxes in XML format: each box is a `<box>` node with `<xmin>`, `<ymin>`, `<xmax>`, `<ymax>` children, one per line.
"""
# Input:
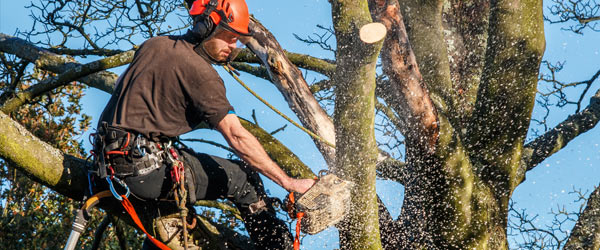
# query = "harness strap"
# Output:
<box><xmin>119</xmin><ymin>195</ymin><xmax>172</xmax><ymax>250</ymax></box>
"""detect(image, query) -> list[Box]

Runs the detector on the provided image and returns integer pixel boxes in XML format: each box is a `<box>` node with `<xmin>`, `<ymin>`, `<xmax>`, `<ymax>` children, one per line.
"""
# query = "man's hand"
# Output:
<box><xmin>284</xmin><ymin>178</ymin><xmax>316</xmax><ymax>194</ymax></box>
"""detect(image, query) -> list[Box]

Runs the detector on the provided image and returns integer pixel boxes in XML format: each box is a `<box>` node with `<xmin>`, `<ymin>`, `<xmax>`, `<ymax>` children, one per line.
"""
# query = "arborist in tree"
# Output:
<box><xmin>90</xmin><ymin>0</ymin><xmax>315</xmax><ymax>249</ymax></box>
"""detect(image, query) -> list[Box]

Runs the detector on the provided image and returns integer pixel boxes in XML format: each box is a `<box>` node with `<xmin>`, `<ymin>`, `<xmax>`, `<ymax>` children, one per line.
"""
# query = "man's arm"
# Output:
<box><xmin>216</xmin><ymin>114</ymin><xmax>315</xmax><ymax>193</ymax></box>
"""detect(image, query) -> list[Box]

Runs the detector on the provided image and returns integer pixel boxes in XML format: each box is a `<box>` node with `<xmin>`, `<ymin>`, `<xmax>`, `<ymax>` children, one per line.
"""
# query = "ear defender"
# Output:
<box><xmin>191</xmin><ymin>15</ymin><xmax>215</xmax><ymax>40</ymax></box>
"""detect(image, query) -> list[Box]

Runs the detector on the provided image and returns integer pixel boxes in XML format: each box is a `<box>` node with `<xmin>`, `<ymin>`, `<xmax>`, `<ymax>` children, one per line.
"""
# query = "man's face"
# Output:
<box><xmin>202</xmin><ymin>28</ymin><xmax>240</xmax><ymax>62</ymax></box>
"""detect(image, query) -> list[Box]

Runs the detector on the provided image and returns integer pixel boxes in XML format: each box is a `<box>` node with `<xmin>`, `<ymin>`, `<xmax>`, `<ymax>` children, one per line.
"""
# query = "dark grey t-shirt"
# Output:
<box><xmin>99</xmin><ymin>34</ymin><xmax>234</xmax><ymax>139</ymax></box>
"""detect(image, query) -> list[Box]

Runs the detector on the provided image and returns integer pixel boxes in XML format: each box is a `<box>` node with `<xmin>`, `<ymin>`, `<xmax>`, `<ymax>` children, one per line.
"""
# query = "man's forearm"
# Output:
<box><xmin>216</xmin><ymin>114</ymin><xmax>315</xmax><ymax>193</ymax></box>
<box><xmin>219</xmin><ymin>121</ymin><xmax>292</xmax><ymax>188</ymax></box>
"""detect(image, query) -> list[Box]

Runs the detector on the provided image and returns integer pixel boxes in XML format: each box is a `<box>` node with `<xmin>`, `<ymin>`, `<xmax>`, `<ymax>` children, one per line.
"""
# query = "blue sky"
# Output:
<box><xmin>1</xmin><ymin>1</ymin><xmax>599</xmax><ymax>249</ymax></box>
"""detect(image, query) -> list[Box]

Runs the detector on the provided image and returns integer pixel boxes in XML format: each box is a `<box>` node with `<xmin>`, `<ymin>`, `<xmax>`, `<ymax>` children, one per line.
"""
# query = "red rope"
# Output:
<box><xmin>287</xmin><ymin>193</ymin><xmax>303</xmax><ymax>250</ymax></box>
<box><xmin>120</xmin><ymin>133</ymin><xmax>131</xmax><ymax>150</ymax></box>
<box><xmin>120</xmin><ymin>195</ymin><xmax>171</xmax><ymax>250</ymax></box>
<box><xmin>106</xmin><ymin>150</ymin><xmax>128</xmax><ymax>156</ymax></box>
<box><xmin>294</xmin><ymin>212</ymin><xmax>304</xmax><ymax>250</ymax></box>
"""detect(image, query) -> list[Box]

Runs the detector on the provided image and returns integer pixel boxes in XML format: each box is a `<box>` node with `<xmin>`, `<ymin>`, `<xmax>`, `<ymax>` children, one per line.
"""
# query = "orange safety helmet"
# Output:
<box><xmin>188</xmin><ymin>0</ymin><xmax>251</xmax><ymax>36</ymax></box>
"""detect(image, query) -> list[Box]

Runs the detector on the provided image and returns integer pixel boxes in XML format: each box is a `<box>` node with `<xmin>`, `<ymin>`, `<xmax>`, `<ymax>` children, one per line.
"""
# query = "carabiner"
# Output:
<box><xmin>106</xmin><ymin>177</ymin><xmax>130</xmax><ymax>201</ymax></box>
<box><xmin>135</xmin><ymin>134</ymin><xmax>146</xmax><ymax>157</ymax></box>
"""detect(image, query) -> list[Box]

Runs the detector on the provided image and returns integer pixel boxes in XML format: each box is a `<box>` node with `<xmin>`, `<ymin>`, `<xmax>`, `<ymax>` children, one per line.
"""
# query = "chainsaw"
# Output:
<box><xmin>285</xmin><ymin>170</ymin><xmax>354</xmax><ymax>235</ymax></box>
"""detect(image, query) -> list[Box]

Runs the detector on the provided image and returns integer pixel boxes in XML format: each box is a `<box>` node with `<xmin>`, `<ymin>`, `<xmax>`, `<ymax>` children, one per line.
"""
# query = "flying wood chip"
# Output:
<box><xmin>359</xmin><ymin>22</ymin><xmax>387</xmax><ymax>44</ymax></box>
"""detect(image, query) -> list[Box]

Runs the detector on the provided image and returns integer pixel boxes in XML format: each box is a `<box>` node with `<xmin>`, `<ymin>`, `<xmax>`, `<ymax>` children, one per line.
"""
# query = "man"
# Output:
<box><xmin>94</xmin><ymin>0</ymin><xmax>315</xmax><ymax>249</ymax></box>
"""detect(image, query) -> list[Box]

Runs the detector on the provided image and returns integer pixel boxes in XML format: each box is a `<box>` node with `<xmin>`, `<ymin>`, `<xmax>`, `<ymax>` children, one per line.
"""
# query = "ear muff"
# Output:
<box><xmin>190</xmin><ymin>15</ymin><xmax>215</xmax><ymax>41</ymax></box>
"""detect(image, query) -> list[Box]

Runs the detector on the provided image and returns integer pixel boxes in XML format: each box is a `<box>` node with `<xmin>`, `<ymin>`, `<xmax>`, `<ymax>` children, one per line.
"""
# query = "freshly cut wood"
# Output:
<box><xmin>359</xmin><ymin>22</ymin><xmax>387</xmax><ymax>44</ymax></box>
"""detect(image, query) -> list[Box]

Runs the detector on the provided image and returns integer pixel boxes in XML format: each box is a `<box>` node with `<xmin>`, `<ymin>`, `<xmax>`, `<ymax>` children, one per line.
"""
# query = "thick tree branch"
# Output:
<box><xmin>375</xmin><ymin>156</ymin><xmax>406</xmax><ymax>184</ymax></box>
<box><xmin>440</xmin><ymin>0</ymin><xmax>490</xmax><ymax>123</ymax></box>
<box><xmin>370</xmin><ymin>0</ymin><xmax>439</xmax><ymax>152</ymax></box>
<box><xmin>284</xmin><ymin>51</ymin><xmax>336</xmax><ymax>77</ymax></box>
<box><xmin>245</xmin><ymin>17</ymin><xmax>337</xmax><ymax>166</ymax></box>
<box><xmin>239</xmin><ymin>118</ymin><xmax>316</xmax><ymax>179</ymax></box>
<box><xmin>400</xmin><ymin>0</ymin><xmax>457</xmax><ymax>123</ymax></box>
<box><xmin>229</xmin><ymin>62</ymin><xmax>270</xmax><ymax>81</ymax></box>
<box><xmin>46</xmin><ymin>47</ymin><xmax>126</xmax><ymax>57</ymax></box>
<box><xmin>522</xmin><ymin>88</ymin><xmax>600</xmax><ymax>172</ymax></box>
<box><xmin>0</xmin><ymin>33</ymin><xmax>124</xmax><ymax>93</ymax></box>
<box><xmin>564</xmin><ymin>185</ymin><xmax>600</xmax><ymax>250</ymax></box>
<box><xmin>0</xmin><ymin>110</ymin><xmax>88</xmax><ymax>200</ymax></box>
<box><xmin>235</xmin><ymin>48</ymin><xmax>336</xmax><ymax>77</ymax></box>
<box><xmin>468</xmin><ymin>0</ymin><xmax>545</xmax><ymax>190</ymax></box>
<box><xmin>0</xmin><ymin>50</ymin><xmax>133</xmax><ymax>113</ymax></box>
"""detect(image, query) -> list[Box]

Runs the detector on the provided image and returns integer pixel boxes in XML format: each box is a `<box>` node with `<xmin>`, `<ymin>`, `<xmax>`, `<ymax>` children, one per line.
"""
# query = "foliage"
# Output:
<box><xmin>0</xmin><ymin>16</ymin><xmax>137</xmax><ymax>250</ymax></box>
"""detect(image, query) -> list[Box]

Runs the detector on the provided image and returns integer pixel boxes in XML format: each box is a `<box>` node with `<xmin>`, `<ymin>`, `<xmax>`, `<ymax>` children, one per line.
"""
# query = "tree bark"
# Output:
<box><xmin>331</xmin><ymin>1</ymin><xmax>383</xmax><ymax>249</ymax></box>
<box><xmin>245</xmin><ymin>18</ymin><xmax>337</xmax><ymax>166</ymax></box>
<box><xmin>400</xmin><ymin>0</ymin><xmax>457</xmax><ymax>124</ymax></box>
<box><xmin>522</xmin><ymin>88</ymin><xmax>600</xmax><ymax>172</ymax></box>
<box><xmin>0</xmin><ymin>33</ymin><xmax>122</xmax><ymax>93</ymax></box>
<box><xmin>564</xmin><ymin>185</ymin><xmax>600</xmax><ymax>250</ymax></box>
<box><xmin>369</xmin><ymin>0</ymin><xmax>439</xmax><ymax>152</ymax></box>
<box><xmin>392</xmin><ymin>0</ymin><xmax>547</xmax><ymax>249</ymax></box>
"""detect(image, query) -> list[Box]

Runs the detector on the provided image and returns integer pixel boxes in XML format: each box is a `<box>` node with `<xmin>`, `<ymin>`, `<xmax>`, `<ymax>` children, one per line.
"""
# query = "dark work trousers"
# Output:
<box><xmin>115</xmin><ymin>148</ymin><xmax>293</xmax><ymax>250</ymax></box>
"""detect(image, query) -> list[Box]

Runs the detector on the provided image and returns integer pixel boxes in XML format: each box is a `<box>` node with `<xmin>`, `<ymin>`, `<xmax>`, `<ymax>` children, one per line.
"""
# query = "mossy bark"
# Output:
<box><xmin>401</xmin><ymin>0</ymin><xmax>457</xmax><ymax>120</ymax></box>
<box><xmin>331</xmin><ymin>0</ymin><xmax>383</xmax><ymax>249</ymax></box>
<box><xmin>0</xmin><ymin>33</ymin><xmax>123</xmax><ymax>93</ymax></box>
<box><xmin>394</xmin><ymin>0</ymin><xmax>545</xmax><ymax>249</ymax></box>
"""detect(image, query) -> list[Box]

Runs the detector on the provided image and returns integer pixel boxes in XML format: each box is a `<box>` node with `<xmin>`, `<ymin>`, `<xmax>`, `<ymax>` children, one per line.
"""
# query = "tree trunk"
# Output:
<box><xmin>331</xmin><ymin>1</ymin><xmax>383</xmax><ymax>249</ymax></box>
<box><xmin>394</xmin><ymin>0</ymin><xmax>545</xmax><ymax>248</ymax></box>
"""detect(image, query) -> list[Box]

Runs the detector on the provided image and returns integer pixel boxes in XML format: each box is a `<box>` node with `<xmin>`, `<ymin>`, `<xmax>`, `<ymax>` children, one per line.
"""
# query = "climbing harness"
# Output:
<box><xmin>64</xmin><ymin>124</ymin><xmax>197</xmax><ymax>250</ymax></box>
<box><xmin>223</xmin><ymin>65</ymin><xmax>336</xmax><ymax>149</ymax></box>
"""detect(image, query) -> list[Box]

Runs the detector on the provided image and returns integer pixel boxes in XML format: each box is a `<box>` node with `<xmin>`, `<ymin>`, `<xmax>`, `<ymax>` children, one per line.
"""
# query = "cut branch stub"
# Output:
<box><xmin>360</xmin><ymin>22</ymin><xmax>388</xmax><ymax>44</ymax></box>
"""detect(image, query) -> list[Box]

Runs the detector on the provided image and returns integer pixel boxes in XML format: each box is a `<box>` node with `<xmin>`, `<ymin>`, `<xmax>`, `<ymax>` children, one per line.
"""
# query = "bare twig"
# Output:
<box><xmin>293</xmin><ymin>25</ymin><xmax>336</xmax><ymax>53</ymax></box>
<box><xmin>545</xmin><ymin>0</ymin><xmax>600</xmax><ymax>34</ymax></box>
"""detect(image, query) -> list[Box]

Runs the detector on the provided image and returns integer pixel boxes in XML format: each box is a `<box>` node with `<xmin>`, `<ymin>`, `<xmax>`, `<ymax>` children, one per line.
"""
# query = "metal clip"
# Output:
<box><xmin>106</xmin><ymin>177</ymin><xmax>130</xmax><ymax>201</ymax></box>
<box><xmin>135</xmin><ymin>134</ymin><xmax>146</xmax><ymax>157</ymax></box>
